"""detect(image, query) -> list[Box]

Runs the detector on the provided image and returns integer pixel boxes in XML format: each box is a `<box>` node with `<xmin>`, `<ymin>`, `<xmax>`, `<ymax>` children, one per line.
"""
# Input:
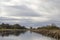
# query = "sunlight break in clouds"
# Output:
<box><xmin>0</xmin><ymin>0</ymin><xmax>60</xmax><ymax>27</ymax></box>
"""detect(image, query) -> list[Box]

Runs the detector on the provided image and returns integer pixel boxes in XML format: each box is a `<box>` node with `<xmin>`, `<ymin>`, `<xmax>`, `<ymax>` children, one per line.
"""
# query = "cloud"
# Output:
<box><xmin>1</xmin><ymin>6</ymin><xmax>40</xmax><ymax>17</ymax></box>
<box><xmin>0</xmin><ymin>0</ymin><xmax>60</xmax><ymax>27</ymax></box>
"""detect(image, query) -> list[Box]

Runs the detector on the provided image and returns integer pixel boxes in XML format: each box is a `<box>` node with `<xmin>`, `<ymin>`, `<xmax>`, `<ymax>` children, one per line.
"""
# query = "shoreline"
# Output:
<box><xmin>0</xmin><ymin>29</ymin><xmax>27</xmax><ymax>33</ymax></box>
<box><xmin>32</xmin><ymin>29</ymin><xmax>60</xmax><ymax>40</ymax></box>
<box><xmin>0</xmin><ymin>29</ymin><xmax>60</xmax><ymax>40</ymax></box>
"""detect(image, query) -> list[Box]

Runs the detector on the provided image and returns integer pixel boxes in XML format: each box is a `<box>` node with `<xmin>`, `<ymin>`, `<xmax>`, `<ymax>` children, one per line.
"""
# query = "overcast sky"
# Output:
<box><xmin>0</xmin><ymin>0</ymin><xmax>60</xmax><ymax>27</ymax></box>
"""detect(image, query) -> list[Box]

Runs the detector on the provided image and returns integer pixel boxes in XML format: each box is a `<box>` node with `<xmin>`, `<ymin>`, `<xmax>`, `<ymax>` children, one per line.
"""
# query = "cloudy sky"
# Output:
<box><xmin>0</xmin><ymin>0</ymin><xmax>60</xmax><ymax>27</ymax></box>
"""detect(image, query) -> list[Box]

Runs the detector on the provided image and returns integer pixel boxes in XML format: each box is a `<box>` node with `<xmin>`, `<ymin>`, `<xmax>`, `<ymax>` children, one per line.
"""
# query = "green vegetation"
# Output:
<box><xmin>0</xmin><ymin>23</ymin><xmax>27</xmax><ymax>29</ymax></box>
<box><xmin>37</xmin><ymin>24</ymin><xmax>60</xmax><ymax>30</ymax></box>
<box><xmin>0</xmin><ymin>23</ymin><xmax>60</xmax><ymax>39</ymax></box>
<box><xmin>0</xmin><ymin>23</ymin><xmax>27</xmax><ymax>36</ymax></box>
<box><xmin>32</xmin><ymin>24</ymin><xmax>60</xmax><ymax>39</ymax></box>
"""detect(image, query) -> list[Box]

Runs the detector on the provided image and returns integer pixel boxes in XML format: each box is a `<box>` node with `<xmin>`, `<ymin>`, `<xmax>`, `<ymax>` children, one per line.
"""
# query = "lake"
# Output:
<box><xmin>0</xmin><ymin>31</ymin><xmax>56</xmax><ymax>40</ymax></box>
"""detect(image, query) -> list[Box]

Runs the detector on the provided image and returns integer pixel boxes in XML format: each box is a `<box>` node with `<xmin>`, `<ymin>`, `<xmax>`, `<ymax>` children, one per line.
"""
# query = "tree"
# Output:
<box><xmin>30</xmin><ymin>27</ymin><xmax>32</xmax><ymax>29</ymax></box>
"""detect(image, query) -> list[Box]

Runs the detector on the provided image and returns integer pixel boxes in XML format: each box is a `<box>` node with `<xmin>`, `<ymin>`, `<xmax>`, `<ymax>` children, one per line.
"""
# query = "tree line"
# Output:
<box><xmin>37</xmin><ymin>24</ymin><xmax>60</xmax><ymax>30</ymax></box>
<box><xmin>0</xmin><ymin>23</ymin><xmax>27</xmax><ymax>29</ymax></box>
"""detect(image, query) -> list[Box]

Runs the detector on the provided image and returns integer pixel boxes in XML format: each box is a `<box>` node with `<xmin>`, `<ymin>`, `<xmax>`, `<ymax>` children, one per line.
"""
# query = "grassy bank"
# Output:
<box><xmin>0</xmin><ymin>29</ymin><xmax>27</xmax><ymax>36</ymax></box>
<box><xmin>0</xmin><ymin>29</ymin><xmax>27</xmax><ymax>32</ymax></box>
<box><xmin>31</xmin><ymin>24</ymin><xmax>60</xmax><ymax>40</ymax></box>
<box><xmin>32</xmin><ymin>29</ymin><xmax>60</xmax><ymax>40</ymax></box>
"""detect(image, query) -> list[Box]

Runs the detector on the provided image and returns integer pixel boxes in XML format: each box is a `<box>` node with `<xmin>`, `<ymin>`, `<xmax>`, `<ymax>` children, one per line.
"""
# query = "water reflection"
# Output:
<box><xmin>0</xmin><ymin>30</ymin><xmax>26</xmax><ymax>37</ymax></box>
<box><xmin>0</xmin><ymin>31</ymin><xmax>56</xmax><ymax>40</ymax></box>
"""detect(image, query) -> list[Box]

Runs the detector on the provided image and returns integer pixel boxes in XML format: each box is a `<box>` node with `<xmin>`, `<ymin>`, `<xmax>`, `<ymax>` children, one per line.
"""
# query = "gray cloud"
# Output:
<box><xmin>0</xmin><ymin>17</ymin><xmax>60</xmax><ymax>28</ymax></box>
<box><xmin>1</xmin><ymin>0</ymin><xmax>10</xmax><ymax>2</ymax></box>
<box><xmin>0</xmin><ymin>0</ymin><xmax>60</xmax><ymax>27</ymax></box>
<box><xmin>3</xmin><ymin>5</ymin><xmax>40</xmax><ymax>17</ymax></box>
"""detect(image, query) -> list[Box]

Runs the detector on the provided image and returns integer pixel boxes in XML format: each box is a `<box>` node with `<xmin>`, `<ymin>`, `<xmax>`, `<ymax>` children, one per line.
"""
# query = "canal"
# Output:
<box><xmin>0</xmin><ymin>31</ymin><xmax>56</xmax><ymax>40</ymax></box>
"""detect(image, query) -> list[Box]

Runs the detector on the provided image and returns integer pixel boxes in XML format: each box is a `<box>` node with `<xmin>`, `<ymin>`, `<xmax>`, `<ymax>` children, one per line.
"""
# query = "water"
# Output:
<box><xmin>0</xmin><ymin>31</ymin><xmax>56</xmax><ymax>40</ymax></box>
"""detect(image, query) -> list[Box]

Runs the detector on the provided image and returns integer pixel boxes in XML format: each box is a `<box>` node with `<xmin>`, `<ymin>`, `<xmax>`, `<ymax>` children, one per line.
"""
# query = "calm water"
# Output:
<box><xmin>0</xmin><ymin>31</ymin><xmax>56</xmax><ymax>40</ymax></box>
